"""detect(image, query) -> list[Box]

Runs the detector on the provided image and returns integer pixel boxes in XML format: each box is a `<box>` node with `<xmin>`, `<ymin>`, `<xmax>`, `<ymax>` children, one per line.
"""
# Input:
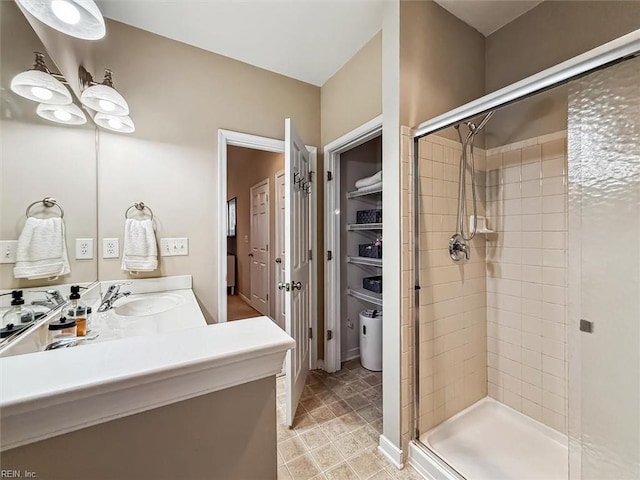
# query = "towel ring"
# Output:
<box><xmin>125</xmin><ymin>201</ymin><xmax>154</xmax><ymax>221</ymax></box>
<box><xmin>26</xmin><ymin>197</ymin><xmax>64</xmax><ymax>218</ymax></box>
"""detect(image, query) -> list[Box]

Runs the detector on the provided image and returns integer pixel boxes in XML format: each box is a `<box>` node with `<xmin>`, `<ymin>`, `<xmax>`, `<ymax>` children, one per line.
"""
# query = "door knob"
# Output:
<box><xmin>291</xmin><ymin>281</ymin><xmax>302</xmax><ymax>291</ymax></box>
<box><xmin>278</xmin><ymin>282</ymin><xmax>290</xmax><ymax>291</ymax></box>
<box><xmin>275</xmin><ymin>258</ymin><xmax>282</xmax><ymax>264</ymax></box>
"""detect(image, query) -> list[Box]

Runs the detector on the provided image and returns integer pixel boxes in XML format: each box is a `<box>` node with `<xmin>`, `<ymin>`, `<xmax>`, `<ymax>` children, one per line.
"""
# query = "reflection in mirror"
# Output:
<box><xmin>0</xmin><ymin>2</ymin><xmax>97</xmax><ymax>316</ymax></box>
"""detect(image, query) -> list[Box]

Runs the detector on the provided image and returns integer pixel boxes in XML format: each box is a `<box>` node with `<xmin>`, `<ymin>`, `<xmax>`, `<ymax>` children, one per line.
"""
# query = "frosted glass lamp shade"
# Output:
<box><xmin>36</xmin><ymin>103</ymin><xmax>87</xmax><ymax>125</ymax></box>
<box><xmin>10</xmin><ymin>69</ymin><xmax>72</xmax><ymax>105</ymax></box>
<box><xmin>17</xmin><ymin>0</ymin><xmax>106</xmax><ymax>40</ymax></box>
<box><xmin>95</xmin><ymin>113</ymin><xmax>135</xmax><ymax>134</ymax></box>
<box><xmin>81</xmin><ymin>84</ymin><xmax>129</xmax><ymax>115</ymax></box>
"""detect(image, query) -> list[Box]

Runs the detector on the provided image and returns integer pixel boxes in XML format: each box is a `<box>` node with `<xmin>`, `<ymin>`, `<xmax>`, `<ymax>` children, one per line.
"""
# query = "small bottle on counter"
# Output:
<box><xmin>86</xmin><ymin>306</ymin><xmax>92</xmax><ymax>332</ymax></box>
<box><xmin>47</xmin><ymin>316</ymin><xmax>76</xmax><ymax>344</ymax></box>
<box><xmin>2</xmin><ymin>290</ymin><xmax>35</xmax><ymax>327</ymax></box>
<box><xmin>68</xmin><ymin>285</ymin><xmax>87</xmax><ymax>337</ymax></box>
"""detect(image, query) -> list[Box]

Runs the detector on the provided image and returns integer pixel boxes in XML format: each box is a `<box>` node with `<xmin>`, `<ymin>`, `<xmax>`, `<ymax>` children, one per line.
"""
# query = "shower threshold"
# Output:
<box><xmin>420</xmin><ymin>397</ymin><xmax>568</xmax><ymax>480</ymax></box>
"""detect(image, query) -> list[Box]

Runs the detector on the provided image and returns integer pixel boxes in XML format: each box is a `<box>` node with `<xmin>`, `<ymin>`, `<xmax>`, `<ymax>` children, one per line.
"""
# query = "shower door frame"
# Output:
<box><xmin>409</xmin><ymin>28</ymin><xmax>640</xmax><ymax>480</ymax></box>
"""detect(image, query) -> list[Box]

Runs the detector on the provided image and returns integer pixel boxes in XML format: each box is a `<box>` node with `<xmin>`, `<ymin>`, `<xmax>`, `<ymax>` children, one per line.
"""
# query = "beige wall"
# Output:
<box><xmin>1</xmin><ymin>377</ymin><xmax>277</xmax><ymax>480</ymax></box>
<box><xmin>227</xmin><ymin>146</ymin><xmax>283</xmax><ymax>316</ymax></box>
<box><xmin>0</xmin><ymin>2</ymin><xmax>98</xmax><ymax>290</ymax></box>
<box><xmin>400</xmin><ymin>0</ymin><xmax>485</xmax><ymax>134</ymax></box>
<box><xmin>320</xmin><ymin>31</ymin><xmax>382</xmax><ymax>147</ymax></box>
<box><xmin>46</xmin><ymin>19</ymin><xmax>321</xmax><ymax>323</ymax></box>
<box><xmin>485</xmin><ymin>1</ymin><xmax>640</xmax><ymax>148</ymax></box>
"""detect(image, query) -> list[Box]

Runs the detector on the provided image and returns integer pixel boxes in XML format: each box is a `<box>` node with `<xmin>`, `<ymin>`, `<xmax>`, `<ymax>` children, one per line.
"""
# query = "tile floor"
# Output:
<box><xmin>276</xmin><ymin>359</ymin><xmax>422</xmax><ymax>480</ymax></box>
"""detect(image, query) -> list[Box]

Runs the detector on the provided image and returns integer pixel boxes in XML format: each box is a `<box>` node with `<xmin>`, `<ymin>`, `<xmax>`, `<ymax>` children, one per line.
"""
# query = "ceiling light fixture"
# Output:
<box><xmin>36</xmin><ymin>103</ymin><xmax>87</xmax><ymax>125</ymax></box>
<box><xmin>10</xmin><ymin>52</ymin><xmax>72</xmax><ymax>105</ymax></box>
<box><xmin>94</xmin><ymin>112</ymin><xmax>135</xmax><ymax>134</ymax></box>
<box><xmin>16</xmin><ymin>0</ymin><xmax>106</xmax><ymax>40</ymax></box>
<box><xmin>79</xmin><ymin>67</ymin><xmax>130</xmax><ymax>116</ymax></box>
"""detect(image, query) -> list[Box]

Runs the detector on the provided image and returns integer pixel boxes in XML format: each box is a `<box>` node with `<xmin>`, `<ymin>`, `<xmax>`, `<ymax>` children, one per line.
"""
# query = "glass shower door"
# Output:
<box><xmin>568</xmin><ymin>55</ymin><xmax>640</xmax><ymax>480</ymax></box>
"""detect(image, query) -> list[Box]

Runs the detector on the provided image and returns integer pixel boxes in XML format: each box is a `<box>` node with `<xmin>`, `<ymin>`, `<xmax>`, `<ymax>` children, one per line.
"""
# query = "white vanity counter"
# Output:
<box><xmin>0</xmin><ymin>276</ymin><xmax>294</xmax><ymax>452</ymax></box>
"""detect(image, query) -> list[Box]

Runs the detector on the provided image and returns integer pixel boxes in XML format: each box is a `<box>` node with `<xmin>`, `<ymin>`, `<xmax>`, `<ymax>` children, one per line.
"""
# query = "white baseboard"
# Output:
<box><xmin>345</xmin><ymin>347</ymin><xmax>360</xmax><ymax>362</ymax></box>
<box><xmin>315</xmin><ymin>359</ymin><xmax>325</xmax><ymax>371</ymax></box>
<box><xmin>408</xmin><ymin>441</ymin><xmax>462</xmax><ymax>480</ymax></box>
<box><xmin>238</xmin><ymin>292</ymin><xmax>251</xmax><ymax>305</ymax></box>
<box><xmin>378</xmin><ymin>434</ymin><xmax>404</xmax><ymax>469</ymax></box>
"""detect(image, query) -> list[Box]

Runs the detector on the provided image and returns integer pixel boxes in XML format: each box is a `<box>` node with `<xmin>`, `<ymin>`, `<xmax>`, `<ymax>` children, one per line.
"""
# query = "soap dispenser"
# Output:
<box><xmin>2</xmin><ymin>290</ymin><xmax>35</xmax><ymax>327</ymax></box>
<box><xmin>67</xmin><ymin>285</ymin><xmax>87</xmax><ymax>337</ymax></box>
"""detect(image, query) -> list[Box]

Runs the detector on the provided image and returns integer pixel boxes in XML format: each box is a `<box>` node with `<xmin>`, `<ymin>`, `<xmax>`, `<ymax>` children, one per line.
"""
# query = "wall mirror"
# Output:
<box><xmin>0</xmin><ymin>1</ymin><xmax>98</xmax><ymax>296</ymax></box>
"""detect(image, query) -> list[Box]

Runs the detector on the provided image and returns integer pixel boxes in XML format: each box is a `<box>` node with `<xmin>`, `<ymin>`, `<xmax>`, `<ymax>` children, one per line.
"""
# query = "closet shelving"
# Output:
<box><xmin>346</xmin><ymin>184</ymin><xmax>382</xmax><ymax>308</ymax></box>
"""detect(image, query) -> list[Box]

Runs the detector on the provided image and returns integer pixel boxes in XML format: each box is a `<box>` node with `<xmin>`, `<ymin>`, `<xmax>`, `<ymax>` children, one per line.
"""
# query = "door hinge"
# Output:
<box><xmin>327</xmin><ymin>171</ymin><xmax>333</xmax><ymax>181</ymax></box>
<box><xmin>309</xmin><ymin>171</ymin><xmax>314</xmax><ymax>182</ymax></box>
<box><xmin>309</xmin><ymin>249</ymin><xmax>312</xmax><ymax>261</ymax></box>
<box><xmin>266</xmin><ymin>244</ymin><xmax>269</xmax><ymax>252</ymax></box>
<box><xmin>266</xmin><ymin>294</ymin><xmax>269</xmax><ymax>300</ymax></box>
<box><xmin>309</xmin><ymin>327</ymin><xmax>313</xmax><ymax>339</ymax></box>
<box><xmin>327</xmin><ymin>250</ymin><xmax>333</xmax><ymax>261</ymax></box>
<box><xmin>327</xmin><ymin>330</ymin><xmax>333</xmax><ymax>340</ymax></box>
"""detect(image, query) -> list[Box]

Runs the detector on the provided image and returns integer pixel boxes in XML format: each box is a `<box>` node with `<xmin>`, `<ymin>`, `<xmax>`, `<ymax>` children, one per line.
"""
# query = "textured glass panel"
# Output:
<box><xmin>568</xmin><ymin>55</ymin><xmax>640</xmax><ymax>480</ymax></box>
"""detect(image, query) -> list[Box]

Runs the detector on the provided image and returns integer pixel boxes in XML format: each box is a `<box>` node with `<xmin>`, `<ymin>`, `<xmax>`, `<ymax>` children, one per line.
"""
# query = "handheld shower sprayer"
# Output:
<box><xmin>449</xmin><ymin>111</ymin><xmax>494</xmax><ymax>262</ymax></box>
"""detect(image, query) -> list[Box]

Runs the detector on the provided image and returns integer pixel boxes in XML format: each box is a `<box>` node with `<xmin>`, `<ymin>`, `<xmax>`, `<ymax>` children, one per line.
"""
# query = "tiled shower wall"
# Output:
<box><xmin>485</xmin><ymin>133</ymin><xmax>568</xmax><ymax>433</ymax></box>
<box><xmin>414</xmin><ymin>134</ymin><xmax>488</xmax><ymax>434</ymax></box>
<box><xmin>400</xmin><ymin>130</ymin><xmax>569</xmax><ymax>455</ymax></box>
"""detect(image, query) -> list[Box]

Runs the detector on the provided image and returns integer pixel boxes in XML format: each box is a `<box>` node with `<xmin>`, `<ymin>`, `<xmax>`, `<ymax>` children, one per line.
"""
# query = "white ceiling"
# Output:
<box><xmin>96</xmin><ymin>0</ymin><xmax>385</xmax><ymax>87</ymax></box>
<box><xmin>434</xmin><ymin>0</ymin><xmax>544</xmax><ymax>36</ymax></box>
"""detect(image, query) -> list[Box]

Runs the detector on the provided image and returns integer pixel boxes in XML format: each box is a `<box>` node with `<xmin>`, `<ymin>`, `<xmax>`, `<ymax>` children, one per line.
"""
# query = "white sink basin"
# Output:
<box><xmin>114</xmin><ymin>294</ymin><xmax>185</xmax><ymax>317</ymax></box>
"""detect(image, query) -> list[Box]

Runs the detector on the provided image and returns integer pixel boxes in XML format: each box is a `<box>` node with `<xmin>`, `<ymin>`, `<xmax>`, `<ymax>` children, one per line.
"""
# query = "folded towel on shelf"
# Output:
<box><xmin>356</xmin><ymin>181</ymin><xmax>382</xmax><ymax>194</ymax></box>
<box><xmin>354</xmin><ymin>170</ymin><xmax>382</xmax><ymax>189</ymax></box>
<box><xmin>121</xmin><ymin>218</ymin><xmax>158</xmax><ymax>273</ymax></box>
<box><xmin>13</xmin><ymin>217</ymin><xmax>70</xmax><ymax>280</ymax></box>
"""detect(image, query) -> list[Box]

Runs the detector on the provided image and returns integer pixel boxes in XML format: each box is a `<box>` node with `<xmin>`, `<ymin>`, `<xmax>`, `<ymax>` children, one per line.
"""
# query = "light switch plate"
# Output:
<box><xmin>0</xmin><ymin>240</ymin><xmax>18</xmax><ymax>264</ymax></box>
<box><xmin>103</xmin><ymin>238</ymin><xmax>120</xmax><ymax>258</ymax></box>
<box><xmin>75</xmin><ymin>238</ymin><xmax>94</xmax><ymax>260</ymax></box>
<box><xmin>160</xmin><ymin>237</ymin><xmax>189</xmax><ymax>257</ymax></box>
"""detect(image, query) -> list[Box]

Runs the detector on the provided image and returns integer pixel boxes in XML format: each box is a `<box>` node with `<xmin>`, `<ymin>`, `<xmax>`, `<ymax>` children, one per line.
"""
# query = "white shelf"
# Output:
<box><xmin>347</xmin><ymin>288</ymin><xmax>382</xmax><ymax>306</ymax></box>
<box><xmin>347</xmin><ymin>186</ymin><xmax>382</xmax><ymax>199</ymax></box>
<box><xmin>347</xmin><ymin>256</ymin><xmax>382</xmax><ymax>267</ymax></box>
<box><xmin>347</xmin><ymin>223</ymin><xmax>382</xmax><ymax>231</ymax></box>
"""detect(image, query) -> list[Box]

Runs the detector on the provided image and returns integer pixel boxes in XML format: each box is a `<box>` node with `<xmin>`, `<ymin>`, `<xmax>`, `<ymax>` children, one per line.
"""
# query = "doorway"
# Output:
<box><xmin>217</xmin><ymin>125</ymin><xmax>319</xmax><ymax>424</ymax></box>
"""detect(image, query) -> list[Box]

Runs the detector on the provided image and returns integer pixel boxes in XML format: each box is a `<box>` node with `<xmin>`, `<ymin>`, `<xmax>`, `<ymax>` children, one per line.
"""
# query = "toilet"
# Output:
<box><xmin>359</xmin><ymin>310</ymin><xmax>382</xmax><ymax>371</ymax></box>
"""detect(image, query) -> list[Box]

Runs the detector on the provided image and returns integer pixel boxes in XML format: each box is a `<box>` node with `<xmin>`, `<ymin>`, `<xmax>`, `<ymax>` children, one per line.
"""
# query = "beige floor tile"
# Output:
<box><xmin>287</xmin><ymin>453</ymin><xmax>321</xmax><ymax>480</ymax></box>
<box><xmin>347</xmin><ymin>451</ymin><xmax>384</xmax><ymax>480</ymax></box>
<box><xmin>339</xmin><ymin>411</ymin><xmax>368</xmax><ymax>432</ymax></box>
<box><xmin>302</xmin><ymin>395</ymin><xmax>325</xmax><ymax>412</ymax></box>
<box><xmin>332</xmin><ymin>432</ymin><xmax>367</xmax><ymax>458</ymax></box>
<box><xmin>356</xmin><ymin>405</ymin><xmax>382</xmax><ymax>423</ymax></box>
<box><xmin>278</xmin><ymin>423</ymin><xmax>297</xmax><ymax>443</ymax></box>
<box><xmin>280</xmin><ymin>436</ymin><xmax>309</xmax><ymax>463</ymax></box>
<box><xmin>344</xmin><ymin>394</ymin><xmax>370</xmax><ymax>410</ymax></box>
<box><xmin>278</xmin><ymin>465</ymin><xmax>293</xmax><ymax>480</ymax></box>
<box><xmin>351</xmin><ymin>425</ymin><xmax>380</xmax><ymax>449</ymax></box>
<box><xmin>310</xmin><ymin>405</ymin><xmax>337</xmax><ymax>424</ymax></box>
<box><xmin>326</xmin><ymin>399</ymin><xmax>353</xmax><ymax>417</ymax></box>
<box><xmin>320</xmin><ymin>416</ymin><xmax>352</xmax><ymax>438</ymax></box>
<box><xmin>311</xmin><ymin>443</ymin><xmax>345</xmax><ymax>471</ymax></box>
<box><xmin>325</xmin><ymin>462</ymin><xmax>360</xmax><ymax>480</ymax></box>
<box><xmin>390</xmin><ymin>466</ymin><xmax>423</xmax><ymax>480</ymax></box>
<box><xmin>293</xmin><ymin>411</ymin><xmax>320</xmax><ymax>432</ymax></box>
<box><xmin>300</xmin><ymin>427</ymin><xmax>331</xmax><ymax>450</ymax></box>
<box><xmin>367</xmin><ymin>470</ymin><xmax>395</xmax><ymax>480</ymax></box>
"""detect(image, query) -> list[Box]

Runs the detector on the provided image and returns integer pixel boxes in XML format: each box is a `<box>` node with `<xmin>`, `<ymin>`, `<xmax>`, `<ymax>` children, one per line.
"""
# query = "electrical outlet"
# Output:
<box><xmin>160</xmin><ymin>237</ymin><xmax>189</xmax><ymax>257</ymax></box>
<box><xmin>0</xmin><ymin>240</ymin><xmax>18</xmax><ymax>264</ymax></box>
<box><xmin>75</xmin><ymin>238</ymin><xmax>94</xmax><ymax>260</ymax></box>
<box><xmin>103</xmin><ymin>238</ymin><xmax>120</xmax><ymax>258</ymax></box>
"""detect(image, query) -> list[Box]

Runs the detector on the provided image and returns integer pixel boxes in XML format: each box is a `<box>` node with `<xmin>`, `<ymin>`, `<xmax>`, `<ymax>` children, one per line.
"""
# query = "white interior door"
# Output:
<box><xmin>250</xmin><ymin>179</ymin><xmax>270</xmax><ymax>316</ymax></box>
<box><xmin>284</xmin><ymin>118</ymin><xmax>311</xmax><ymax>426</ymax></box>
<box><xmin>275</xmin><ymin>169</ymin><xmax>286</xmax><ymax>331</ymax></box>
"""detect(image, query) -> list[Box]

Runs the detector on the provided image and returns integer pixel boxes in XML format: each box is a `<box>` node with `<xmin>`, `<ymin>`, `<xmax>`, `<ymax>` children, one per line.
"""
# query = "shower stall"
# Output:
<box><xmin>407</xmin><ymin>35</ymin><xmax>640</xmax><ymax>480</ymax></box>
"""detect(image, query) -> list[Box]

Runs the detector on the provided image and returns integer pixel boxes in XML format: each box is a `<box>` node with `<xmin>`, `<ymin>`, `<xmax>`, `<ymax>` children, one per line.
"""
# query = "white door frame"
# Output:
<box><xmin>249</xmin><ymin>177</ymin><xmax>270</xmax><ymax>316</ymax></box>
<box><xmin>323</xmin><ymin>115</ymin><xmax>383</xmax><ymax>373</ymax></box>
<box><xmin>218</xmin><ymin>129</ymin><xmax>319</xmax><ymax>368</ymax></box>
<box><xmin>274</xmin><ymin>169</ymin><xmax>286</xmax><ymax>331</ymax></box>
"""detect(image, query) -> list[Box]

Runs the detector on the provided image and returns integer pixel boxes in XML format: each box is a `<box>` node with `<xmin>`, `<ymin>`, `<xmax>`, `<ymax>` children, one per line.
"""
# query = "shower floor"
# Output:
<box><xmin>420</xmin><ymin>397</ymin><xmax>568</xmax><ymax>480</ymax></box>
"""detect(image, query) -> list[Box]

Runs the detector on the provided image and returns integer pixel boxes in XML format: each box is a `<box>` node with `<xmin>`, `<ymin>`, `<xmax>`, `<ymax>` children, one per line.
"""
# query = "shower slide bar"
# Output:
<box><xmin>412</xmin><ymin>28</ymin><xmax>640</xmax><ymax>140</ymax></box>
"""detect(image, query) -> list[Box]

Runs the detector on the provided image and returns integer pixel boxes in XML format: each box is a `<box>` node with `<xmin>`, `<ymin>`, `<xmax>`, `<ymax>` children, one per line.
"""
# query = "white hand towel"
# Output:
<box><xmin>356</xmin><ymin>181</ymin><xmax>382</xmax><ymax>193</ymax></box>
<box><xmin>13</xmin><ymin>217</ymin><xmax>70</xmax><ymax>280</ymax></box>
<box><xmin>121</xmin><ymin>218</ymin><xmax>158</xmax><ymax>272</ymax></box>
<box><xmin>354</xmin><ymin>170</ymin><xmax>382</xmax><ymax>189</ymax></box>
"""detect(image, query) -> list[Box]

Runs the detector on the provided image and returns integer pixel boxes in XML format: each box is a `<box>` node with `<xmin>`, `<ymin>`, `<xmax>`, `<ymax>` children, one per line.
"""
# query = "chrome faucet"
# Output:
<box><xmin>97</xmin><ymin>283</ymin><xmax>131</xmax><ymax>312</ymax></box>
<box><xmin>31</xmin><ymin>289</ymin><xmax>66</xmax><ymax>308</ymax></box>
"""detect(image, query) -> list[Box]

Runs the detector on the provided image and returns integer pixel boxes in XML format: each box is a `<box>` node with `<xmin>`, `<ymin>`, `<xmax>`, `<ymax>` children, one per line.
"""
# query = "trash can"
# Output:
<box><xmin>359</xmin><ymin>310</ymin><xmax>382</xmax><ymax>371</ymax></box>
